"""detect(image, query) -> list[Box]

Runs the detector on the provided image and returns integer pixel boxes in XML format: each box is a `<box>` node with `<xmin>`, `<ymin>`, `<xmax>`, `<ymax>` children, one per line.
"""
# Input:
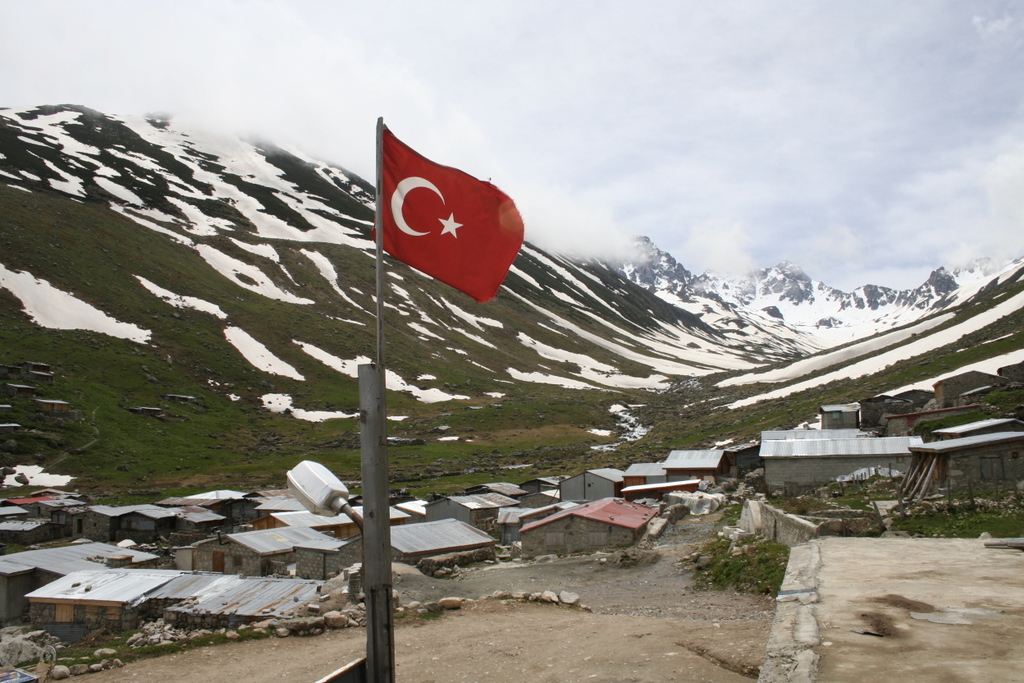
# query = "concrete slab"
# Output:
<box><xmin>761</xmin><ymin>537</ymin><xmax>1024</xmax><ymax>682</ymax></box>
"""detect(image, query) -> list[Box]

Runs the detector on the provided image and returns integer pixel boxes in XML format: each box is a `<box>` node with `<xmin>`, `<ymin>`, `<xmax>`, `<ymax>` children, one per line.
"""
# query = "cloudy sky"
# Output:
<box><xmin>3</xmin><ymin>1</ymin><xmax>1024</xmax><ymax>290</ymax></box>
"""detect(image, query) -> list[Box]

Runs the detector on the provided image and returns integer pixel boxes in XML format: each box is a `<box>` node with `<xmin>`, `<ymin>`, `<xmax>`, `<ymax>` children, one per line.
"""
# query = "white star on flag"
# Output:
<box><xmin>438</xmin><ymin>214</ymin><xmax>463</xmax><ymax>237</ymax></box>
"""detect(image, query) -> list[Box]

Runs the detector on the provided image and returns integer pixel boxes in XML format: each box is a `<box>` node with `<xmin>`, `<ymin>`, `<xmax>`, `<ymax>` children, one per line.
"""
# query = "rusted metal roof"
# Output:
<box><xmin>760</xmin><ymin>436</ymin><xmax>921</xmax><ymax>458</ymax></box>
<box><xmin>520</xmin><ymin>498</ymin><xmax>656</xmax><ymax>533</ymax></box>
<box><xmin>162</xmin><ymin>576</ymin><xmax>321</xmax><ymax>618</ymax></box>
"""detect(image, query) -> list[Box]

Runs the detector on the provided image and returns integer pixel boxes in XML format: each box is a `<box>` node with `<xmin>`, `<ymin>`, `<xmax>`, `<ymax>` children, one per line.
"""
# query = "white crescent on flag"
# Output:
<box><xmin>391</xmin><ymin>176</ymin><xmax>443</xmax><ymax>237</ymax></box>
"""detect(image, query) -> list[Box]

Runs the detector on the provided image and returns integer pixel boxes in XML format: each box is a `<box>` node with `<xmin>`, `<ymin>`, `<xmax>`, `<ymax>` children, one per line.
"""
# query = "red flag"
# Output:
<box><xmin>377</xmin><ymin>128</ymin><xmax>524</xmax><ymax>303</ymax></box>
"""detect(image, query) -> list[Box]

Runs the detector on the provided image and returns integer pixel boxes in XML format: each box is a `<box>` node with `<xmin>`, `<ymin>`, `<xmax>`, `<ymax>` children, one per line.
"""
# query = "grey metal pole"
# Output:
<box><xmin>359</xmin><ymin>116</ymin><xmax>395</xmax><ymax>683</ymax></box>
<box><xmin>359</xmin><ymin>363</ymin><xmax>394</xmax><ymax>683</ymax></box>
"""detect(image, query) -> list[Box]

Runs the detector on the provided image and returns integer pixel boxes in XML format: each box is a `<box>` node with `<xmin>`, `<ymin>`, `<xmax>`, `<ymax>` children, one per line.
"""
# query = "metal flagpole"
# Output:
<box><xmin>359</xmin><ymin>116</ymin><xmax>395</xmax><ymax>683</ymax></box>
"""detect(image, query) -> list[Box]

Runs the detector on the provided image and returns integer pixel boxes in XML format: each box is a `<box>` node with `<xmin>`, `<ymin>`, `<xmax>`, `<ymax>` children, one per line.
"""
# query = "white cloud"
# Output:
<box><xmin>4</xmin><ymin>1</ymin><xmax>1024</xmax><ymax>291</ymax></box>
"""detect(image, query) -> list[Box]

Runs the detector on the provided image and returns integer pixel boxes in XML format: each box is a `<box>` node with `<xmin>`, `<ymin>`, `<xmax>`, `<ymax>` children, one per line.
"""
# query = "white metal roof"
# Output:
<box><xmin>25</xmin><ymin>569</ymin><xmax>184</xmax><ymax>605</ymax></box>
<box><xmin>0</xmin><ymin>542</ymin><xmax>159</xmax><ymax>578</ymax></box>
<box><xmin>761</xmin><ymin>429</ymin><xmax>868</xmax><ymax>441</ymax></box>
<box><xmin>933</xmin><ymin>419</ymin><xmax>1024</xmax><ymax>435</ymax></box>
<box><xmin>909</xmin><ymin>431</ymin><xmax>1024</xmax><ymax>454</ymax></box>
<box><xmin>664</xmin><ymin>450</ymin><xmax>726</xmax><ymax>469</ymax></box>
<box><xmin>760</xmin><ymin>436</ymin><xmax>921</xmax><ymax>458</ymax></box>
<box><xmin>623</xmin><ymin>463</ymin><xmax>667</xmax><ymax>476</ymax></box>
<box><xmin>227</xmin><ymin>526</ymin><xmax>335</xmax><ymax>555</ymax></box>
<box><xmin>389</xmin><ymin>519</ymin><xmax>494</xmax><ymax>555</ymax></box>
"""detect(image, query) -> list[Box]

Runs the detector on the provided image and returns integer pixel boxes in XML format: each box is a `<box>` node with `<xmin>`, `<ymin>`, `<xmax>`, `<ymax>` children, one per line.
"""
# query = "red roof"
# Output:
<box><xmin>3</xmin><ymin>496</ymin><xmax>55</xmax><ymax>505</ymax></box>
<box><xmin>520</xmin><ymin>497</ymin><xmax>656</xmax><ymax>533</ymax></box>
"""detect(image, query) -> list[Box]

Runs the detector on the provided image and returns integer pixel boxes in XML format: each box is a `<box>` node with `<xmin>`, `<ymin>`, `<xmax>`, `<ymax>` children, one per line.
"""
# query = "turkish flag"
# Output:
<box><xmin>378</xmin><ymin>128</ymin><xmax>525</xmax><ymax>303</ymax></box>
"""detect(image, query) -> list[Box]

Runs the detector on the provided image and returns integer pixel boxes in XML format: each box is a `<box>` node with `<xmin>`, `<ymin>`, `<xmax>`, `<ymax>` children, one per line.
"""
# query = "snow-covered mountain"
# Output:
<box><xmin>618</xmin><ymin>237</ymin><xmax>1010</xmax><ymax>346</ymax></box>
<box><xmin>0</xmin><ymin>104</ymin><xmax>825</xmax><ymax>404</ymax></box>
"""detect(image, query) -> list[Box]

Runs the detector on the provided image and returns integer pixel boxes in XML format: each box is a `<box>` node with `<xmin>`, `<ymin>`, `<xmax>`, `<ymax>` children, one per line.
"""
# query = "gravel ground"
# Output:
<box><xmin>80</xmin><ymin>511</ymin><xmax>774</xmax><ymax>682</ymax></box>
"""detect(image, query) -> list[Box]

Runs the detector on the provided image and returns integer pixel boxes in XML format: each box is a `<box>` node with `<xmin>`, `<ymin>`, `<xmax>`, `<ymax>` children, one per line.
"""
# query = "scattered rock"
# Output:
<box><xmin>49</xmin><ymin>665</ymin><xmax>71</xmax><ymax>680</ymax></box>
<box><xmin>558</xmin><ymin>591</ymin><xmax>580</xmax><ymax>606</ymax></box>
<box><xmin>439</xmin><ymin>597</ymin><xmax>463</xmax><ymax>610</ymax></box>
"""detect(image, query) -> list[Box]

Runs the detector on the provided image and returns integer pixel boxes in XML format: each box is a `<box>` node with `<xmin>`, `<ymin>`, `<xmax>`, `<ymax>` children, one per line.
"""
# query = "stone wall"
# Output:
<box><xmin>764</xmin><ymin>454</ymin><xmax>910</xmax><ymax>492</ymax></box>
<box><xmin>30</xmin><ymin>601</ymin><xmax>139</xmax><ymax>634</ymax></box>
<box><xmin>413</xmin><ymin>547</ymin><xmax>496</xmax><ymax>575</ymax></box>
<box><xmin>738</xmin><ymin>500</ymin><xmax>868</xmax><ymax>547</ymax></box>
<box><xmin>520</xmin><ymin>515</ymin><xmax>642</xmax><ymax>558</ymax></box>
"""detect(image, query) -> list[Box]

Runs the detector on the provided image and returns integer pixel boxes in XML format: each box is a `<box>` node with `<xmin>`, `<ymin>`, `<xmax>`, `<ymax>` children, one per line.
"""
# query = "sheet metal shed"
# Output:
<box><xmin>390</xmin><ymin>519</ymin><xmax>495</xmax><ymax>558</ymax></box>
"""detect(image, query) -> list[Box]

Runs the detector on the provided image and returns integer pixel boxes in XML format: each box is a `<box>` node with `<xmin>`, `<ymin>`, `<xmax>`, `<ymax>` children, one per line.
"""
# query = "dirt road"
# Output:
<box><xmin>83</xmin><ymin>514</ymin><xmax>774</xmax><ymax>682</ymax></box>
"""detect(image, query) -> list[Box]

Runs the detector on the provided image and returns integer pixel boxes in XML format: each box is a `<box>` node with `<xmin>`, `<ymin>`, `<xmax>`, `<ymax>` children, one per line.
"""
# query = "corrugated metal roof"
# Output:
<box><xmin>270</xmin><ymin>511</ymin><xmax>348</xmax><ymax>528</ymax></box>
<box><xmin>623</xmin><ymin>463</ymin><xmax>667</xmax><ymax>477</ymax></box>
<box><xmin>910</xmin><ymin>431</ymin><xmax>1024</xmax><ymax>453</ymax></box>
<box><xmin>25</xmin><ymin>569</ymin><xmax>183</xmax><ymax>605</ymax></box>
<box><xmin>520</xmin><ymin>498</ymin><xmax>656</xmax><ymax>533</ymax></box>
<box><xmin>0</xmin><ymin>521</ymin><xmax>47</xmax><ymax>531</ymax></box>
<box><xmin>294</xmin><ymin>538</ymin><xmax>349</xmax><ymax>552</ymax></box>
<box><xmin>0</xmin><ymin>506</ymin><xmax>29</xmax><ymax>517</ymax></box>
<box><xmin>664</xmin><ymin>450</ymin><xmax>726</xmax><ymax>469</ymax></box>
<box><xmin>192</xmin><ymin>490</ymin><xmax>248</xmax><ymax>500</ymax></box>
<box><xmin>395</xmin><ymin>500</ymin><xmax>427</xmax><ymax>517</ymax></box>
<box><xmin>761</xmin><ymin>429</ymin><xmax>868</xmax><ymax>441</ymax></box>
<box><xmin>586</xmin><ymin>468</ymin><xmax>624</xmax><ymax>482</ymax></box>
<box><xmin>163</xmin><ymin>576</ymin><xmax>321</xmax><ymax>618</ymax></box>
<box><xmin>760</xmin><ymin>436</ymin><xmax>922</xmax><ymax>458</ymax></box>
<box><xmin>389</xmin><ymin>519</ymin><xmax>494</xmax><ymax>555</ymax></box>
<box><xmin>88</xmin><ymin>504</ymin><xmax>176</xmax><ymax>519</ymax></box>
<box><xmin>178</xmin><ymin>507</ymin><xmax>225</xmax><ymax>524</ymax></box>
<box><xmin>0</xmin><ymin>542</ymin><xmax>159</xmax><ymax>577</ymax></box>
<box><xmin>441</xmin><ymin>493</ymin><xmax>518</xmax><ymax>510</ymax></box>
<box><xmin>464</xmin><ymin>482</ymin><xmax>527</xmax><ymax>497</ymax></box>
<box><xmin>227</xmin><ymin>526</ymin><xmax>334</xmax><ymax>555</ymax></box>
<box><xmin>146</xmin><ymin>572</ymin><xmax>245</xmax><ymax>601</ymax></box>
<box><xmin>255</xmin><ymin>498</ymin><xmax>307</xmax><ymax>512</ymax></box>
<box><xmin>933</xmin><ymin>419</ymin><xmax>1024</xmax><ymax>435</ymax></box>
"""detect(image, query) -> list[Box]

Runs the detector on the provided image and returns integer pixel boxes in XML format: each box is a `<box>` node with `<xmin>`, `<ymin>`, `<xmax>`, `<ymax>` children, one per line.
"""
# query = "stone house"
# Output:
<box><xmin>820</xmin><ymin>403</ymin><xmax>860</xmax><ymax>429</ymax></box>
<box><xmin>518</xmin><ymin>489</ymin><xmax>560</xmax><ymax>508</ymax></box>
<box><xmin>933</xmin><ymin>371</ymin><xmax>1008</xmax><ymax>408</ymax></box>
<box><xmin>0</xmin><ymin>521</ymin><xmax>63</xmax><ymax>545</ymax></box>
<box><xmin>192</xmin><ymin>526</ymin><xmax>335</xmax><ymax>576</ymax></box>
<box><xmin>559</xmin><ymin>468</ymin><xmax>624</xmax><ymax>502</ymax></box>
<box><xmin>0</xmin><ymin>542</ymin><xmax>159</xmax><ymax>626</ymax></box>
<box><xmin>519</xmin><ymin>498</ymin><xmax>656</xmax><ymax>559</ymax></box>
<box><xmin>997</xmin><ymin>361</ymin><xmax>1024</xmax><ymax>382</ymax></box>
<box><xmin>859</xmin><ymin>396</ymin><xmax>918</xmax><ymax>429</ymax></box>
<box><xmin>26</xmin><ymin>568</ymin><xmax>182</xmax><ymax>642</ymax></box>
<box><xmin>80</xmin><ymin>505</ymin><xmax>178</xmax><ymax>543</ymax></box>
<box><xmin>293</xmin><ymin>538</ymin><xmax>352</xmax><ymax>580</ymax></box>
<box><xmin>518</xmin><ymin>476</ymin><xmax>566</xmax><ymax>494</ymax></box>
<box><xmin>883</xmin><ymin>405</ymin><xmax>981</xmax><ymax>437</ymax></box>
<box><xmin>2</xmin><ymin>497</ymin><xmax>54</xmax><ymax>518</ymax></box>
<box><xmin>903</xmin><ymin>432</ymin><xmax>1024</xmax><ymax>500</ymax></box>
<box><xmin>760</xmin><ymin>436</ymin><xmax>921</xmax><ymax>492</ymax></box>
<box><xmin>424</xmin><ymin>493</ymin><xmax>518</xmax><ymax>532</ymax></box>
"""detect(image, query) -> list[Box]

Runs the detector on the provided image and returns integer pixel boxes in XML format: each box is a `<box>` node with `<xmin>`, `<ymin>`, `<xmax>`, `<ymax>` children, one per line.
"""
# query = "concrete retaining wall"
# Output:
<box><xmin>739</xmin><ymin>500</ymin><xmax>856</xmax><ymax>547</ymax></box>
